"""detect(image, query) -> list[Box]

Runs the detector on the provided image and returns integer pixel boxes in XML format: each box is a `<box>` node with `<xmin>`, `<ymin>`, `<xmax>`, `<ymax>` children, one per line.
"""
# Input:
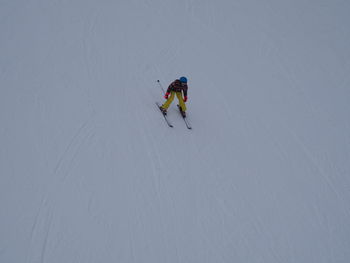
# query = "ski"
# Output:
<box><xmin>156</xmin><ymin>102</ymin><xmax>173</xmax><ymax>128</ymax></box>
<box><xmin>177</xmin><ymin>105</ymin><xmax>192</xmax><ymax>129</ymax></box>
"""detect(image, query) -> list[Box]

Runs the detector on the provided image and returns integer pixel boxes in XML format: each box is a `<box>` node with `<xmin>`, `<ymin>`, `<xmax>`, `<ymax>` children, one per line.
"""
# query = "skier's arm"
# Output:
<box><xmin>166</xmin><ymin>81</ymin><xmax>175</xmax><ymax>94</ymax></box>
<box><xmin>182</xmin><ymin>85</ymin><xmax>188</xmax><ymax>97</ymax></box>
<box><xmin>164</xmin><ymin>83</ymin><xmax>174</xmax><ymax>98</ymax></box>
<box><xmin>166</xmin><ymin>82</ymin><xmax>175</xmax><ymax>94</ymax></box>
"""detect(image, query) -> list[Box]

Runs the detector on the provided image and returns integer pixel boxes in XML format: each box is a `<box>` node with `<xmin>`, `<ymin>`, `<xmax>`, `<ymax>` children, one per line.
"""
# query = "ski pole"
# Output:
<box><xmin>156</xmin><ymin>80</ymin><xmax>166</xmax><ymax>95</ymax></box>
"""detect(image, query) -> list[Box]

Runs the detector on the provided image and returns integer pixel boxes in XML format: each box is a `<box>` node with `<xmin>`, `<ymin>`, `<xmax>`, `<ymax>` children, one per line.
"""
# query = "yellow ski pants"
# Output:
<box><xmin>162</xmin><ymin>91</ymin><xmax>187</xmax><ymax>112</ymax></box>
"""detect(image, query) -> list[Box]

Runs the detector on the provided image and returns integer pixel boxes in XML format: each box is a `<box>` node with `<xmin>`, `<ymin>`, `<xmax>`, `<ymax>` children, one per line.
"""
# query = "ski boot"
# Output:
<box><xmin>178</xmin><ymin>105</ymin><xmax>186</xmax><ymax>118</ymax></box>
<box><xmin>159</xmin><ymin>106</ymin><xmax>167</xmax><ymax>115</ymax></box>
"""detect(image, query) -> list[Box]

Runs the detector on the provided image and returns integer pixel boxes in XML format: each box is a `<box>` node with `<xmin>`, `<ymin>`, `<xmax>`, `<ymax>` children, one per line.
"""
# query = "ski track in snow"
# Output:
<box><xmin>53</xmin><ymin>119</ymin><xmax>95</xmax><ymax>182</ymax></box>
<box><xmin>1</xmin><ymin>0</ymin><xmax>350</xmax><ymax>262</ymax></box>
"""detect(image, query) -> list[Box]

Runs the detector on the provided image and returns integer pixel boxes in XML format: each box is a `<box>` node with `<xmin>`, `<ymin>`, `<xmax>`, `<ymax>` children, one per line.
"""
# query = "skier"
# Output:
<box><xmin>160</xmin><ymin>76</ymin><xmax>188</xmax><ymax>117</ymax></box>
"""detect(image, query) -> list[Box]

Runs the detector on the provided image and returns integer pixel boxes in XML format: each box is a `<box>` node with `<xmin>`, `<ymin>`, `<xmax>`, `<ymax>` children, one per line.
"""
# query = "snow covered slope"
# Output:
<box><xmin>1</xmin><ymin>0</ymin><xmax>350</xmax><ymax>262</ymax></box>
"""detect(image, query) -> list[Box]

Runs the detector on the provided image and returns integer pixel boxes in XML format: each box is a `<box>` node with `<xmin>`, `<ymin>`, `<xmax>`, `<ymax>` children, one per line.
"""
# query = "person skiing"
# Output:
<box><xmin>160</xmin><ymin>76</ymin><xmax>188</xmax><ymax>117</ymax></box>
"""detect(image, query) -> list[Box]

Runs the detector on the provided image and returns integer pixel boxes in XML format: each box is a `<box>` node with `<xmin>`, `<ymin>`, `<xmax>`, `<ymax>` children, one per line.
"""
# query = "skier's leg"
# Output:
<box><xmin>162</xmin><ymin>91</ymin><xmax>175</xmax><ymax>109</ymax></box>
<box><xmin>176</xmin><ymin>92</ymin><xmax>187</xmax><ymax>112</ymax></box>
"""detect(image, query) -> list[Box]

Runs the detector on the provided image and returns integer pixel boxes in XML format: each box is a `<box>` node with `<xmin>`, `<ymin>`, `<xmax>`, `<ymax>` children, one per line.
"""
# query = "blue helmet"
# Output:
<box><xmin>179</xmin><ymin>76</ymin><xmax>188</xmax><ymax>83</ymax></box>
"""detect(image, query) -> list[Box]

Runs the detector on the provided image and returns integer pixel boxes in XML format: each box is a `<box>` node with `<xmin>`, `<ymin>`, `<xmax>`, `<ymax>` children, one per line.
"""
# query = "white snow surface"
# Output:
<box><xmin>1</xmin><ymin>0</ymin><xmax>350</xmax><ymax>262</ymax></box>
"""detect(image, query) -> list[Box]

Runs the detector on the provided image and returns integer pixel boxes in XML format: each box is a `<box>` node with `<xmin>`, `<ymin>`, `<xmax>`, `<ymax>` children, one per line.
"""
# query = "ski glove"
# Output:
<box><xmin>164</xmin><ymin>92</ymin><xmax>170</xmax><ymax>99</ymax></box>
<box><xmin>183</xmin><ymin>96</ymin><xmax>188</xmax><ymax>102</ymax></box>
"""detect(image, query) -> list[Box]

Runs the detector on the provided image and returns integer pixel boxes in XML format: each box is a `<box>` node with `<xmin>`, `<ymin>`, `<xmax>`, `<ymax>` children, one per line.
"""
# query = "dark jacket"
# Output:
<box><xmin>166</xmin><ymin>80</ymin><xmax>188</xmax><ymax>97</ymax></box>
